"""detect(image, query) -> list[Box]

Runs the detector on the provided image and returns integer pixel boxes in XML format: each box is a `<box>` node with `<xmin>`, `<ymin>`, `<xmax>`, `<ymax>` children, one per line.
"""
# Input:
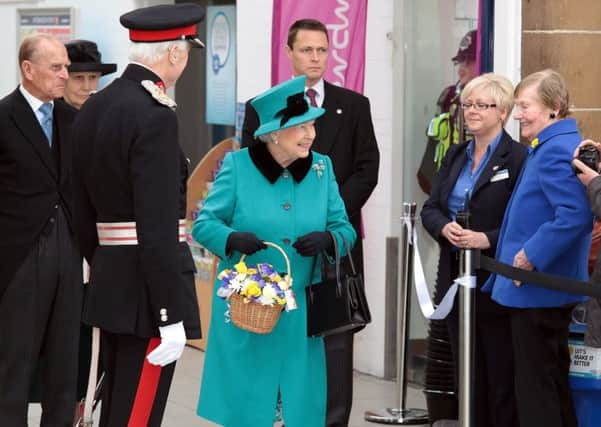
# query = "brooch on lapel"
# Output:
<box><xmin>312</xmin><ymin>159</ymin><xmax>325</xmax><ymax>178</ymax></box>
<box><xmin>141</xmin><ymin>80</ymin><xmax>177</xmax><ymax>110</ymax></box>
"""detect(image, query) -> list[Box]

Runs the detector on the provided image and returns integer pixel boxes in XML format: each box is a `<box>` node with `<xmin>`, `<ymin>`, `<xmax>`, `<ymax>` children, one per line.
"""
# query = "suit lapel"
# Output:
<box><xmin>10</xmin><ymin>89</ymin><xmax>58</xmax><ymax>181</ymax></box>
<box><xmin>313</xmin><ymin>81</ymin><xmax>342</xmax><ymax>154</ymax></box>
<box><xmin>471</xmin><ymin>131</ymin><xmax>512</xmax><ymax>197</ymax></box>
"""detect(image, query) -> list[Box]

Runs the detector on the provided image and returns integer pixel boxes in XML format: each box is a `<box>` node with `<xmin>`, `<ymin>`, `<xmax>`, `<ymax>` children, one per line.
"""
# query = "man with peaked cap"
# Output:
<box><xmin>71</xmin><ymin>4</ymin><xmax>204</xmax><ymax>425</ymax></box>
<box><xmin>63</xmin><ymin>39</ymin><xmax>117</xmax><ymax>110</ymax></box>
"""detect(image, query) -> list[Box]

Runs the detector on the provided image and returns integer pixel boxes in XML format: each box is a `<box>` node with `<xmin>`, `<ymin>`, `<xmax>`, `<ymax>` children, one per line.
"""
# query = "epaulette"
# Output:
<box><xmin>141</xmin><ymin>80</ymin><xmax>177</xmax><ymax>110</ymax></box>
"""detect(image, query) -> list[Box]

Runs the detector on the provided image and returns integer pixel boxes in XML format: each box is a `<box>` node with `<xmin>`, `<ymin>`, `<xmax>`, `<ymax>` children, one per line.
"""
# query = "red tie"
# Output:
<box><xmin>306</xmin><ymin>88</ymin><xmax>318</xmax><ymax>107</ymax></box>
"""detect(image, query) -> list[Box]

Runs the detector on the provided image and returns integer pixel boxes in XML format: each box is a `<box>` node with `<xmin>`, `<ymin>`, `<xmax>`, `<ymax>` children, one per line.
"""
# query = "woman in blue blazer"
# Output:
<box><xmin>422</xmin><ymin>73</ymin><xmax>527</xmax><ymax>427</ymax></box>
<box><xmin>483</xmin><ymin>69</ymin><xmax>593</xmax><ymax>427</ymax></box>
<box><xmin>193</xmin><ymin>76</ymin><xmax>356</xmax><ymax>427</ymax></box>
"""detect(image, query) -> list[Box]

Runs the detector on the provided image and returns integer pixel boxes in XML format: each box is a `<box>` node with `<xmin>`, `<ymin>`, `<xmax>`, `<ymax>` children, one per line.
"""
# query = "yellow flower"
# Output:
<box><xmin>247</xmin><ymin>268</ymin><xmax>257</xmax><ymax>274</ymax></box>
<box><xmin>274</xmin><ymin>296</ymin><xmax>286</xmax><ymax>305</ymax></box>
<box><xmin>530</xmin><ymin>138</ymin><xmax>539</xmax><ymax>148</ymax></box>
<box><xmin>243</xmin><ymin>282</ymin><xmax>261</xmax><ymax>298</ymax></box>
<box><xmin>234</xmin><ymin>262</ymin><xmax>247</xmax><ymax>273</ymax></box>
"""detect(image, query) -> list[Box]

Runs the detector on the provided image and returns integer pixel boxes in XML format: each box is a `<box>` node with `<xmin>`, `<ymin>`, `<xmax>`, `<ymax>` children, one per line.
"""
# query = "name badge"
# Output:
<box><xmin>490</xmin><ymin>169</ymin><xmax>509</xmax><ymax>182</ymax></box>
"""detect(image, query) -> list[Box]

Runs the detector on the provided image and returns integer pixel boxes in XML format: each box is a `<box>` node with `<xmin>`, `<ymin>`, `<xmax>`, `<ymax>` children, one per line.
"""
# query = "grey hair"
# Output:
<box><xmin>257</xmin><ymin>131</ymin><xmax>277</xmax><ymax>144</ymax></box>
<box><xmin>128</xmin><ymin>40</ymin><xmax>188</xmax><ymax>65</ymax></box>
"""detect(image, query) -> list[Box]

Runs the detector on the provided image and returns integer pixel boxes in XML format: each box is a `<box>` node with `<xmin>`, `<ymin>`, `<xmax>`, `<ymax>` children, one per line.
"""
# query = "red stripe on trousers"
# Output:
<box><xmin>127</xmin><ymin>338</ymin><xmax>162</xmax><ymax>427</ymax></box>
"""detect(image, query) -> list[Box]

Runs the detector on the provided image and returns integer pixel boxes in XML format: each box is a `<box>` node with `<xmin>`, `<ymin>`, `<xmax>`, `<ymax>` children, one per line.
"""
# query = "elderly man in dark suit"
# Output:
<box><xmin>242</xmin><ymin>18</ymin><xmax>380</xmax><ymax>427</ymax></box>
<box><xmin>0</xmin><ymin>33</ymin><xmax>81</xmax><ymax>425</ymax></box>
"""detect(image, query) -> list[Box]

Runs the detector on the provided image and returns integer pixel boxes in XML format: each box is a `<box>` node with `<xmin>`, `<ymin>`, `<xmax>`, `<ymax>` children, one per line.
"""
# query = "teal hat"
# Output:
<box><xmin>252</xmin><ymin>76</ymin><xmax>325</xmax><ymax>138</ymax></box>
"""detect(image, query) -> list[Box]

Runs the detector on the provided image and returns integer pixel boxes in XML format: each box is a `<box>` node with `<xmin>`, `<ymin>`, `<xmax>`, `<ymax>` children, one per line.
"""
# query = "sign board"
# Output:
<box><xmin>205</xmin><ymin>5</ymin><xmax>236</xmax><ymax>125</ymax></box>
<box><xmin>569</xmin><ymin>339</ymin><xmax>601</xmax><ymax>379</ymax></box>
<box><xmin>18</xmin><ymin>8</ymin><xmax>76</xmax><ymax>44</ymax></box>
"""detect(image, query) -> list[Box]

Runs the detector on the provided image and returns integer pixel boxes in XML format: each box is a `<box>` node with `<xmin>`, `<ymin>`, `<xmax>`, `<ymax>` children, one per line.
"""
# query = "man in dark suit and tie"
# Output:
<box><xmin>242</xmin><ymin>18</ymin><xmax>380</xmax><ymax>426</ymax></box>
<box><xmin>0</xmin><ymin>33</ymin><xmax>81</xmax><ymax>425</ymax></box>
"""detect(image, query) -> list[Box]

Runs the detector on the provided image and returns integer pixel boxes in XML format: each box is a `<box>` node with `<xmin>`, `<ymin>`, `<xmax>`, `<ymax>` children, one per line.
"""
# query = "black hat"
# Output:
<box><xmin>65</xmin><ymin>40</ymin><xmax>117</xmax><ymax>75</ymax></box>
<box><xmin>452</xmin><ymin>30</ymin><xmax>477</xmax><ymax>63</ymax></box>
<box><xmin>120</xmin><ymin>3</ymin><xmax>205</xmax><ymax>48</ymax></box>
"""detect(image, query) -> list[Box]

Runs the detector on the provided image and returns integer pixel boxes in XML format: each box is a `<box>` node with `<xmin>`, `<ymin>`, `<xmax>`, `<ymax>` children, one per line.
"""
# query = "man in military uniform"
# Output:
<box><xmin>417</xmin><ymin>29</ymin><xmax>478</xmax><ymax>194</ymax></box>
<box><xmin>71</xmin><ymin>4</ymin><xmax>204</xmax><ymax>425</ymax></box>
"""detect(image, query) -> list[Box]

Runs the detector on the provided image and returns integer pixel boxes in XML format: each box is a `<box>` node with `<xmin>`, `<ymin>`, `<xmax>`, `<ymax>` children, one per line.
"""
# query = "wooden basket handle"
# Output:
<box><xmin>239</xmin><ymin>241</ymin><xmax>292</xmax><ymax>287</ymax></box>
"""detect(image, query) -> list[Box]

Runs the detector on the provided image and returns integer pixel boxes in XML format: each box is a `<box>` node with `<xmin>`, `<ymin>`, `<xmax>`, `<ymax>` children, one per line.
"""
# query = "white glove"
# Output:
<box><xmin>146</xmin><ymin>321</ymin><xmax>187</xmax><ymax>366</ymax></box>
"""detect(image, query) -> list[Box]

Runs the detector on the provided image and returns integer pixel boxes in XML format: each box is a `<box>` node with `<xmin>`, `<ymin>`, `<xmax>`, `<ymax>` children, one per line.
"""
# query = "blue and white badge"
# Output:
<box><xmin>490</xmin><ymin>168</ymin><xmax>509</xmax><ymax>182</ymax></box>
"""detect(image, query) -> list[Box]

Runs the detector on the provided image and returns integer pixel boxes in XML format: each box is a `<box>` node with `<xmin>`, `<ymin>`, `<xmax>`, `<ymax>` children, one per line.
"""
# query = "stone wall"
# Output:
<box><xmin>522</xmin><ymin>0</ymin><xmax>601</xmax><ymax>139</ymax></box>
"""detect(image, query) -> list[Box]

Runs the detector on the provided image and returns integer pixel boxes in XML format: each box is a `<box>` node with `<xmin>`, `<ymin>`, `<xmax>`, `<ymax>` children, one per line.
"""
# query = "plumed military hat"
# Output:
<box><xmin>65</xmin><ymin>40</ymin><xmax>117</xmax><ymax>76</ymax></box>
<box><xmin>452</xmin><ymin>29</ymin><xmax>477</xmax><ymax>63</ymax></box>
<box><xmin>252</xmin><ymin>76</ymin><xmax>325</xmax><ymax>138</ymax></box>
<box><xmin>120</xmin><ymin>3</ymin><xmax>206</xmax><ymax>48</ymax></box>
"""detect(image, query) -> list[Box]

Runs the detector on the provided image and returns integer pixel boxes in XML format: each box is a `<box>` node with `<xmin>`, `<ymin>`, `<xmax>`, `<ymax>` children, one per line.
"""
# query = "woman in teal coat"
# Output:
<box><xmin>193</xmin><ymin>75</ymin><xmax>356</xmax><ymax>427</ymax></box>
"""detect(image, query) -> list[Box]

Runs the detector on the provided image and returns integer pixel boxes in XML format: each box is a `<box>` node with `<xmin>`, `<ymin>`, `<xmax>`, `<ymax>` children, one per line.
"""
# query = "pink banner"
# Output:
<box><xmin>271</xmin><ymin>0</ymin><xmax>367</xmax><ymax>93</ymax></box>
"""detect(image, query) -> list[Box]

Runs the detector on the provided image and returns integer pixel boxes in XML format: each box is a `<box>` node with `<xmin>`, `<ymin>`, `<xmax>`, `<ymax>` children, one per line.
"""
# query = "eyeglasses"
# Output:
<box><xmin>461</xmin><ymin>103</ymin><xmax>497</xmax><ymax>111</ymax></box>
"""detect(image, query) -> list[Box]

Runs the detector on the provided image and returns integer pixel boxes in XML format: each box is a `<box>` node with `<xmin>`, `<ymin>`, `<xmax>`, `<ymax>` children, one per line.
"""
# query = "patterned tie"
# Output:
<box><xmin>306</xmin><ymin>88</ymin><xmax>318</xmax><ymax>107</ymax></box>
<box><xmin>39</xmin><ymin>102</ymin><xmax>53</xmax><ymax>146</ymax></box>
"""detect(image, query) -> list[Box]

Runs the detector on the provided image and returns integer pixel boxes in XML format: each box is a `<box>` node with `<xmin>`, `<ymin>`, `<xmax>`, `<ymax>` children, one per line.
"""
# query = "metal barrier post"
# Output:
<box><xmin>365</xmin><ymin>202</ymin><xmax>429</xmax><ymax>425</ymax></box>
<box><xmin>458</xmin><ymin>248</ymin><xmax>475</xmax><ymax>427</ymax></box>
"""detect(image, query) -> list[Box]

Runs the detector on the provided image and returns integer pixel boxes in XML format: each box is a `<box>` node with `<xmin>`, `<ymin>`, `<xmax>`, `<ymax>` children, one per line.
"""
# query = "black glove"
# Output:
<box><xmin>292</xmin><ymin>231</ymin><xmax>333</xmax><ymax>256</ymax></box>
<box><xmin>226</xmin><ymin>232</ymin><xmax>267</xmax><ymax>255</ymax></box>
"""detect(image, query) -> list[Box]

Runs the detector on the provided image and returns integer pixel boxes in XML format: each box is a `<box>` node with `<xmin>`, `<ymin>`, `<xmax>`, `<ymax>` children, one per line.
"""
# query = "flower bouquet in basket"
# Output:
<box><xmin>217</xmin><ymin>242</ymin><xmax>297</xmax><ymax>334</ymax></box>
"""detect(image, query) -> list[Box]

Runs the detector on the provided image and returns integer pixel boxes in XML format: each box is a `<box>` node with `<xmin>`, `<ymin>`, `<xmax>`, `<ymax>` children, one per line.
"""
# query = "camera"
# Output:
<box><xmin>574</xmin><ymin>144</ymin><xmax>600</xmax><ymax>174</ymax></box>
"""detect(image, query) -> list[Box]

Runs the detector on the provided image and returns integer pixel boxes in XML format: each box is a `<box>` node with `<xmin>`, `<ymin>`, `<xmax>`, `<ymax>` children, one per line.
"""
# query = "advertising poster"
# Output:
<box><xmin>271</xmin><ymin>0</ymin><xmax>367</xmax><ymax>93</ymax></box>
<box><xmin>206</xmin><ymin>5</ymin><xmax>236</xmax><ymax>125</ymax></box>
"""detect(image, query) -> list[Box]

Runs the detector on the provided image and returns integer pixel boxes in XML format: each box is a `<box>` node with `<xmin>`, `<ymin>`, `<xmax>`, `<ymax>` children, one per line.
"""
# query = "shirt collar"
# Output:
<box><xmin>305</xmin><ymin>78</ymin><xmax>325</xmax><ymax>107</ymax></box>
<box><xmin>466</xmin><ymin>129</ymin><xmax>503</xmax><ymax>159</ymax></box>
<box><xmin>248</xmin><ymin>143</ymin><xmax>313</xmax><ymax>184</ymax></box>
<box><xmin>19</xmin><ymin>84</ymin><xmax>53</xmax><ymax>114</ymax></box>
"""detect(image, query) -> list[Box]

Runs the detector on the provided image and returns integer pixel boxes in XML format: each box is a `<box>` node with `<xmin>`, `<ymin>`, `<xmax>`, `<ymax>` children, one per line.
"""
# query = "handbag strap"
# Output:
<box><xmin>310</xmin><ymin>231</ymin><xmax>341</xmax><ymax>288</ymax></box>
<box><xmin>338</xmin><ymin>233</ymin><xmax>357</xmax><ymax>276</ymax></box>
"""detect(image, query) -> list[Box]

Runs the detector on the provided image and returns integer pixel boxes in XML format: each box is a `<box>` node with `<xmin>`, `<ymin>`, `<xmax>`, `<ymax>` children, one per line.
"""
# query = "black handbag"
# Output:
<box><xmin>305</xmin><ymin>231</ymin><xmax>371</xmax><ymax>337</ymax></box>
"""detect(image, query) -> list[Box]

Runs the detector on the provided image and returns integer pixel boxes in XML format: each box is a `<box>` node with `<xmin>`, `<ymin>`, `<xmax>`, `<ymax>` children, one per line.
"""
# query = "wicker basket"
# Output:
<box><xmin>229</xmin><ymin>242</ymin><xmax>291</xmax><ymax>334</ymax></box>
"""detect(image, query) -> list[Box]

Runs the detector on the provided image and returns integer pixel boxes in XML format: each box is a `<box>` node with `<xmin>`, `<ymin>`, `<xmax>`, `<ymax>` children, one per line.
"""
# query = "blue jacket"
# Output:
<box><xmin>482</xmin><ymin>119</ymin><xmax>593</xmax><ymax>308</ymax></box>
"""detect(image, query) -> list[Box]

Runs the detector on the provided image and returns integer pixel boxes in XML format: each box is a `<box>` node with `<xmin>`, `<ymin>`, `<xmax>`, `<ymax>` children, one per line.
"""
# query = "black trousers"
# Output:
<box><xmin>446</xmin><ymin>305</ymin><xmax>518</xmax><ymax>427</ymax></box>
<box><xmin>0</xmin><ymin>208</ymin><xmax>82</xmax><ymax>426</ymax></box>
<box><xmin>325</xmin><ymin>331</ymin><xmax>354</xmax><ymax>427</ymax></box>
<box><xmin>98</xmin><ymin>332</ymin><xmax>176</xmax><ymax>427</ymax></box>
<box><xmin>511</xmin><ymin>306</ymin><xmax>577</xmax><ymax>427</ymax></box>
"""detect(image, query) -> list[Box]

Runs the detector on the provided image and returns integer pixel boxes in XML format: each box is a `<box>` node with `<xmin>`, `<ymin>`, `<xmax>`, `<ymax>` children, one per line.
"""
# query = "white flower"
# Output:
<box><xmin>217</xmin><ymin>287</ymin><xmax>234</xmax><ymax>299</ymax></box>
<box><xmin>262</xmin><ymin>284</ymin><xmax>277</xmax><ymax>300</ymax></box>
<box><xmin>258</xmin><ymin>294</ymin><xmax>275</xmax><ymax>306</ymax></box>
<box><xmin>229</xmin><ymin>276</ymin><xmax>244</xmax><ymax>291</ymax></box>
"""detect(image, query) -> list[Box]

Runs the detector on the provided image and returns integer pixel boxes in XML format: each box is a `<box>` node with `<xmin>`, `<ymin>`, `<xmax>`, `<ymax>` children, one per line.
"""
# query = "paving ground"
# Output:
<box><xmin>28</xmin><ymin>345</ymin><xmax>429</xmax><ymax>426</ymax></box>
